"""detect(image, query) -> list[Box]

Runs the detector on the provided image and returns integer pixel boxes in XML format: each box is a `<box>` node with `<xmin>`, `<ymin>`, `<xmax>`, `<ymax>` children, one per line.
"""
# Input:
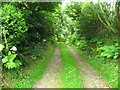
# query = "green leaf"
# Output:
<box><xmin>113</xmin><ymin>55</ymin><xmax>118</xmax><ymax>59</ymax></box>
<box><xmin>2</xmin><ymin>53</ymin><xmax>17</xmax><ymax>63</ymax></box>
<box><xmin>8</xmin><ymin>54</ymin><xmax>17</xmax><ymax>62</ymax></box>
<box><xmin>2</xmin><ymin>56</ymin><xmax>9</xmax><ymax>63</ymax></box>
<box><xmin>0</xmin><ymin>44</ymin><xmax>4</xmax><ymax>52</ymax></box>
<box><xmin>14</xmin><ymin>60</ymin><xmax>22</xmax><ymax>67</ymax></box>
<box><xmin>8</xmin><ymin>51</ymin><xmax>12</xmax><ymax>55</ymax></box>
<box><xmin>5</xmin><ymin>61</ymin><xmax>16</xmax><ymax>69</ymax></box>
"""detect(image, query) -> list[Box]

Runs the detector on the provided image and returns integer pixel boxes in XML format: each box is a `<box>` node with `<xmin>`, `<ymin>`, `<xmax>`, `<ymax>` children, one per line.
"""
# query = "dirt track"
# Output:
<box><xmin>67</xmin><ymin>45</ymin><xmax>111</xmax><ymax>88</ymax></box>
<box><xmin>33</xmin><ymin>45</ymin><xmax>61</xmax><ymax>88</ymax></box>
<box><xmin>33</xmin><ymin>44</ymin><xmax>111</xmax><ymax>88</ymax></box>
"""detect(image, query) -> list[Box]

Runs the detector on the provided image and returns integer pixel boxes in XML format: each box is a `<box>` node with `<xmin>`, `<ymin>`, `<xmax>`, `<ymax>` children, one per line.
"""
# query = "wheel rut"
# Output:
<box><xmin>67</xmin><ymin>45</ymin><xmax>111</xmax><ymax>88</ymax></box>
<box><xmin>33</xmin><ymin>44</ymin><xmax>111</xmax><ymax>88</ymax></box>
<box><xmin>33</xmin><ymin>45</ymin><xmax>61</xmax><ymax>88</ymax></box>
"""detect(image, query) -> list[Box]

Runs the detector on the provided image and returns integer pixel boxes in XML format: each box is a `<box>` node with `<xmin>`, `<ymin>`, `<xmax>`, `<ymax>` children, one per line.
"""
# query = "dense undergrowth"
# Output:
<box><xmin>2</xmin><ymin>43</ymin><xmax>56</xmax><ymax>88</ymax></box>
<box><xmin>60</xmin><ymin>42</ymin><xmax>83</xmax><ymax>88</ymax></box>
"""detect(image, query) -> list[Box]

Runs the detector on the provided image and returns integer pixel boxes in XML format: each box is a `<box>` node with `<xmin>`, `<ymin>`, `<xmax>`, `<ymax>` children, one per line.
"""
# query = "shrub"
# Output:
<box><xmin>1</xmin><ymin>4</ymin><xmax>28</xmax><ymax>47</ymax></box>
<box><xmin>1</xmin><ymin>4</ymin><xmax>28</xmax><ymax>69</ymax></box>
<box><xmin>2</xmin><ymin>51</ymin><xmax>22</xmax><ymax>69</ymax></box>
<box><xmin>97</xmin><ymin>44</ymin><xmax>119</xmax><ymax>59</ymax></box>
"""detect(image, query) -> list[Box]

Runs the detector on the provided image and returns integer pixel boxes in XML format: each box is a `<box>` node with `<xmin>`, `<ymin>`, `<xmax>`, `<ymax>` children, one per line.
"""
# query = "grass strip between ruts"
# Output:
<box><xmin>60</xmin><ymin>42</ymin><xmax>83</xmax><ymax>88</ymax></box>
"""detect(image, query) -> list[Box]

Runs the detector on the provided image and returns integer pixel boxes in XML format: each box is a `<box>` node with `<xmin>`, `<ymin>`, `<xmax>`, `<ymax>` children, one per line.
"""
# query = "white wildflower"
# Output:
<box><xmin>10</xmin><ymin>46</ymin><xmax>17</xmax><ymax>52</ymax></box>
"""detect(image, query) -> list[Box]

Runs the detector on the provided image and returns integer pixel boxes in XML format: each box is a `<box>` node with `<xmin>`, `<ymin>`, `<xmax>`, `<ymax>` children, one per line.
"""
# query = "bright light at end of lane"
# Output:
<box><xmin>61</xmin><ymin>0</ymin><xmax>116</xmax><ymax>9</ymax></box>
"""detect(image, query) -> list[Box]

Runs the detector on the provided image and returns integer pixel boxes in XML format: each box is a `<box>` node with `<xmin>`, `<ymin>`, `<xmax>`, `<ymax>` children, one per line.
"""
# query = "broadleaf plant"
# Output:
<box><xmin>2</xmin><ymin>51</ymin><xmax>22</xmax><ymax>69</ymax></box>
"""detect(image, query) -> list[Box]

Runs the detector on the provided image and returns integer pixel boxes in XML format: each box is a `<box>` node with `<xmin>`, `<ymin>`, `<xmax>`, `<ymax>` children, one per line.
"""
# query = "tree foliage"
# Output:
<box><xmin>1</xmin><ymin>2</ymin><xmax>60</xmax><ymax>69</ymax></box>
<box><xmin>62</xmin><ymin>1</ymin><xmax>120</xmax><ymax>60</ymax></box>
